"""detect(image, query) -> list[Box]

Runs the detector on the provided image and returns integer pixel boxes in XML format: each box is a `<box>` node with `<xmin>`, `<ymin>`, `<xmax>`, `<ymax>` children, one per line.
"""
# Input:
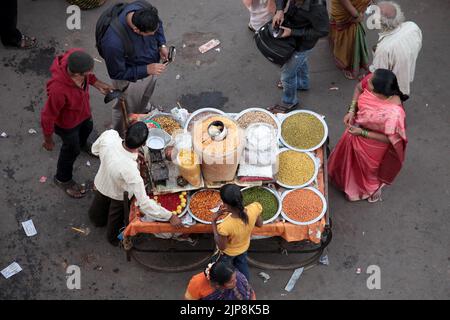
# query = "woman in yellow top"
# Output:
<box><xmin>212</xmin><ymin>184</ymin><xmax>263</xmax><ymax>281</ymax></box>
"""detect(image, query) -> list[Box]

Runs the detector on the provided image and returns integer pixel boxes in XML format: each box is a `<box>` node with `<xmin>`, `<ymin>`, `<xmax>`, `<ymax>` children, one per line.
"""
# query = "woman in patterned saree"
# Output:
<box><xmin>329</xmin><ymin>0</ymin><xmax>372</xmax><ymax>79</ymax></box>
<box><xmin>328</xmin><ymin>69</ymin><xmax>408</xmax><ymax>202</ymax></box>
<box><xmin>184</xmin><ymin>260</ymin><xmax>256</xmax><ymax>300</ymax></box>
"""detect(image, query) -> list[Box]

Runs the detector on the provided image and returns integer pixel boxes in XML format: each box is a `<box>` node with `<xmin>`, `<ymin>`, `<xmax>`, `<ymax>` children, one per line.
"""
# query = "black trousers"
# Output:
<box><xmin>0</xmin><ymin>0</ymin><xmax>21</xmax><ymax>47</ymax></box>
<box><xmin>88</xmin><ymin>190</ymin><xmax>125</xmax><ymax>244</ymax></box>
<box><xmin>54</xmin><ymin>118</ymin><xmax>93</xmax><ymax>183</ymax></box>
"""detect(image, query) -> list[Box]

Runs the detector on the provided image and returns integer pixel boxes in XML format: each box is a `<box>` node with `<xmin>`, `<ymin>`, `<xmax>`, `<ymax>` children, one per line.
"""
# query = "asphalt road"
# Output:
<box><xmin>0</xmin><ymin>0</ymin><xmax>449</xmax><ymax>299</ymax></box>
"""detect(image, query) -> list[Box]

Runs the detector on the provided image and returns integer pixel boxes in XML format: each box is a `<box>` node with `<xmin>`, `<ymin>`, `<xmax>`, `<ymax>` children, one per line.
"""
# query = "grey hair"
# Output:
<box><xmin>378</xmin><ymin>1</ymin><xmax>405</xmax><ymax>31</ymax></box>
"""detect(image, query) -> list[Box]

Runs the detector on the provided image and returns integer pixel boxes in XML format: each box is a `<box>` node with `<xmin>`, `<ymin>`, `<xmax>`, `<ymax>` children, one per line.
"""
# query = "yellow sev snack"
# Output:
<box><xmin>277</xmin><ymin>150</ymin><xmax>315</xmax><ymax>186</ymax></box>
<box><xmin>177</xmin><ymin>150</ymin><xmax>202</xmax><ymax>187</ymax></box>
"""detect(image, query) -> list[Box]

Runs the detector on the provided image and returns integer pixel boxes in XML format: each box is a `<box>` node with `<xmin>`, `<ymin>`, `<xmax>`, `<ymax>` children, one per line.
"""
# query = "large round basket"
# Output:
<box><xmin>241</xmin><ymin>186</ymin><xmax>282</xmax><ymax>224</ymax></box>
<box><xmin>276</xmin><ymin>148</ymin><xmax>319</xmax><ymax>189</ymax></box>
<box><xmin>280</xmin><ymin>187</ymin><xmax>327</xmax><ymax>226</ymax></box>
<box><xmin>280</xmin><ymin>110</ymin><xmax>328</xmax><ymax>152</ymax></box>
<box><xmin>234</xmin><ymin>107</ymin><xmax>281</xmax><ymax>141</ymax></box>
<box><xmin>187</xmin><ymin>189</ymin><xmax>228</xmax><ymax>224</ymax></box>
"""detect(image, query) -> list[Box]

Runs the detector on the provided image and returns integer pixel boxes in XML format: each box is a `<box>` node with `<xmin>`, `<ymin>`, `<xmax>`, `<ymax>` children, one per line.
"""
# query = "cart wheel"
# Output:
<box><xmin>127</xmin><ymin>234</ymin><xmax>216</xmax><ymax>273</ymax></box>
<box><xmin>247</xmin><ymin>247</ymin><xmax>324</xmax><ymax>270</ymax></box>
<box><xmin>130</xmin><ymin>248</ymin><xmax>213</xmax><ymax>273</ymax></box>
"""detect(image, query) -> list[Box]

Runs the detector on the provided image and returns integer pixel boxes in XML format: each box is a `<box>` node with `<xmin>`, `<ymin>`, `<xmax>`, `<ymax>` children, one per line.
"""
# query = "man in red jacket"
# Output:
<box><xmin>41</xmin><ymin>49</ymin><xmax>112</xmax><ymax>198</ymax></box>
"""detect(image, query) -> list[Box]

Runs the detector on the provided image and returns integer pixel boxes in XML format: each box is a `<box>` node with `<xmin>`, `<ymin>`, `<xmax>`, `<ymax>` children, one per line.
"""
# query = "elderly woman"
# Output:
<box><xmin>329</xmin><ymin>0</ymin><xmax>372</xmax><ymax>79</ymax></box>
<box><xmin>184</xmin><ymin>261</ymin><xmax>256</xmax><ymax>300</ymax></box>
<box><xmin>328</xmin><ymin>69</ymin><xmax>408</xmax><ymax>202</ymax></box>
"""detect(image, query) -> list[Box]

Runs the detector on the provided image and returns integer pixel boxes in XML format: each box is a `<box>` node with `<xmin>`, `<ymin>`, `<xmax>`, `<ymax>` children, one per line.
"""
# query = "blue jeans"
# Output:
<box><xmin>280</xmin><ymin>50</ymin><xmax>311</xmax><ymax>106</ymax></box>
<box><xmin>220</xmin><ymin>252</ymin><xmax>250</xmax><ymax>281</ymax></box>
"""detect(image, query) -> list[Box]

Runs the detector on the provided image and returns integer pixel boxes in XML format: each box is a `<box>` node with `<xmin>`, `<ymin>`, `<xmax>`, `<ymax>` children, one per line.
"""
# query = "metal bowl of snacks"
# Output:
<box><xmin>280</xmin><ymin>187</ymin><xmax>327</xmax><ymax>225</ymax></box>
<box><xmin>187</xmin><ymin>189</ymin><xmax>228</xmax><ymax>224</ymax></box>
<box><xmin>276</xmin><ymin>148</ymin><xmax>319</xmax><ymax>189</ymax></box>
<box><xmin>235</xmin><ymin>107</ymin><xmax>281</xmax><ymax>141</ymax></box>
<box><xmin>150</xmin><ymin>113</ymin><xmax>183</xmax><ymax>136</ymax></box>
<box><xmin>143</xmin><ymin>191</ymin><xmax>190</xmax><ymax>222</ymax></box>
<box><xmin>280</xmin><ymin>110</ymin><xmax>328</xmax><ymax>152</ymax></box>
<box><xmin>241</xmin><ymin>186</ymin><xmax>281</xmax><ymax>224</ymax></box>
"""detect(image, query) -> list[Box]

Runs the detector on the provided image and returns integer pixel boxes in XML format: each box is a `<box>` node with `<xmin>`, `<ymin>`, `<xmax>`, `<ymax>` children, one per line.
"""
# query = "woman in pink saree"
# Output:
<box><xmin>328</xmin><ymin>69</ymin><xmax>408</xmax><ymax>202</ymax></box>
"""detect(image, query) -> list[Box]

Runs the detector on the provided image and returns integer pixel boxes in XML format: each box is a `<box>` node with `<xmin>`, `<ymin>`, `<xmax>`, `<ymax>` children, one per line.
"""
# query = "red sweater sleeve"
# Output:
<box><xmin>41</xmin><ymin>91</ymin><xmax>66</xmax><ymax>136</ymax></box>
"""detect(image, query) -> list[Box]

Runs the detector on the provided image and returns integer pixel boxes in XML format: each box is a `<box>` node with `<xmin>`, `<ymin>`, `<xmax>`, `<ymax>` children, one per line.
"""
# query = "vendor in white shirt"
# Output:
<box><xmin>88</xmin><ymin>121</ymin><xmax>182</xmax><ymax>246</ymax></box>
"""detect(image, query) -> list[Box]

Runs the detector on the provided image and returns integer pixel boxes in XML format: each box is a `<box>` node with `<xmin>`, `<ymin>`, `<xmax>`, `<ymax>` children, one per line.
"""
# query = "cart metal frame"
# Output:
<box><xmin>122</xmin><ymin>142</ymin><xmax>332</xmax><ymax>272</ymax></box>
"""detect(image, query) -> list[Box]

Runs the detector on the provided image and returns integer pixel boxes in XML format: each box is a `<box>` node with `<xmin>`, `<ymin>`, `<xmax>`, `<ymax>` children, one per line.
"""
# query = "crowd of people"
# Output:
<box><xmin>1</xmin><ymin>0</ymin><xmax>423</xmax><ymax>300</ymax></box>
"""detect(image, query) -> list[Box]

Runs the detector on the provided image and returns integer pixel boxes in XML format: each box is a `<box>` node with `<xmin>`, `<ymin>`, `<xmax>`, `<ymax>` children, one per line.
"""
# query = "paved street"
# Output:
<box><xmin>0</xmin><ymin>0</ymin><xmax>449</xmax><ymax>299</ymax></box>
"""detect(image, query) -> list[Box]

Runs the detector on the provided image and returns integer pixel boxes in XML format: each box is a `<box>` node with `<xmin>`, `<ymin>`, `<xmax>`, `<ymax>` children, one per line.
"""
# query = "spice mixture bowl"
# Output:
<box><xmin>280</xmin><ymin>110</ymin><xmax>328</xmax><ymax>152</ymax></box>
<box><xmin>241</xmin><ymin>186</ymin><xmax>281</xmax><ymax>224</ymax></box>
<box><xmin>188</xmin><ymin>189</ymin><xmax>228</xmax><ymax>224</ymax></box>
<box><xmin>276</xmin><ymin>148</ymin><xmax>319</xmax><ymax>189</ymax></box>
<box><xmin>280</xmin><ymin>187</ymin><xmax>327</xmax><ymax>226</ymax></box>
<box><xmin>150</xmin><ymin>113</ymin><xmax>183</xmax><ymax>136</ymax></box>
<box><xmin>147</xmin><ymin>192</ymin><xmax>190</xmax><ymax>221</ymax></box>
<box><xmin>234</xmin><ymin>108</ymin><xmax>281</xmax><ymax>141</ymax></box>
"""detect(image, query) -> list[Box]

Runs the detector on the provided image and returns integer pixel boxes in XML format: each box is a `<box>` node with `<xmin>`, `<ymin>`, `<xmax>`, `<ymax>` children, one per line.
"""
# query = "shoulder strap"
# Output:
<box><xmin>111</xmin><ymin>17</ymin><xmax>135</xmax><ymax>59</ymax></box>
<box><xmin>134</xmin><ymin>0</ymin><xmax>153</xmax><ymax>9</ymax></box>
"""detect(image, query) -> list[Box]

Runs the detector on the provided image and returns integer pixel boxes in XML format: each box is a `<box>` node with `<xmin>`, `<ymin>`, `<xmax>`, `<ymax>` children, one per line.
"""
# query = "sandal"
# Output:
<box><xmin>342</xmin><ymin>69</ymin><xmax>357</xmax><ymax>80</ymax></box>
<box><xmin>266</xmin><ymin>103</ymin><xmax>298</xmax><ymax>114</ymax></box>
<box><xmin>54</xmin><ymin>177</ymin><xmax>87</xmax><ymax>199</ymax></box>
<box><xmin>248</xmin><ymin>23</ymin><xmax>256</xmax><ymax>33</ymax></box>
<box><xmin>367</xmin><ymin>184</ymin><xmax>385</xmax><ymax>203</ymax></box>
<box><xmin>19</xmin><ymin>35</ymin><xmax>37</xmax><ymax>49</ymax></box>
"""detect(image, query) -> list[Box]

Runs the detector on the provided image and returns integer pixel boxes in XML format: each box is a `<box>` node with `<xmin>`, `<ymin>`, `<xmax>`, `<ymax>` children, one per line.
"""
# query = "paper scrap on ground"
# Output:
<box><xmin>71</xmin><ymin>227</ymin><xmax>90</xmax><ymax>235</ymax></box>
<box><xmin>28</xmin><ymin>129</ymin><xmax>37</xmax><ymax>134</ymax></box>
<box><xmin>319</xmin><ymin>254</ymin><xmax>329</xmax><ymax>266</ymax></box>
<box><xmin>22</xmin><ymin>220</ymin><xmax>37</xmax><ymax>237</ymax></box>
<box><xmin>199</xmin><ymin>39</ymin><xmax>220</xmax><ymax>53</ymax></box>
<box><xmin>259</xmin><ymin>272</ymin><xmax>270</xmax><ymax>283</ymax></box>
<box><xmin>284</xmin><ymin>267</ymin><xmax>304</xmax><ymax>292</ymax></box>
<box><xmin>329</xmin><ymin>86</ymin><xmax>339</xmax><ymax>91</ymax></box>
<box><xmin>1</xmin><ymin>262</ymin><xmax>22</xmax><ymax>279</ymax></box>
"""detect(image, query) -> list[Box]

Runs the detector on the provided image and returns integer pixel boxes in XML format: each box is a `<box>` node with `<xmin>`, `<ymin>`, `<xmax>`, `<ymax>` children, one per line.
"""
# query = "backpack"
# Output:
<box><xmin>254</xmin><ymin>21</ymin><xmax>297</xmax><ymax>66</ymax></box>
<box><xmin>95</xmin><ymin>1</ymin><xmax>154</xmax><ymax>59</ymax></box>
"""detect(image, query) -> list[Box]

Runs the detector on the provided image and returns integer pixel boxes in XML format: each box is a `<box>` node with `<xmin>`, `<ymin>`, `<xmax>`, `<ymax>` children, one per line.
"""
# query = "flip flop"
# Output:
<box><xmin>54</xmin><ymin>177</ymin><xmax>87</xmax><ymax>199</ymax></box>
<box><xmin>342</xmin><ymin>69</ymin><xmax>357</xmax><ymax>80</ymax></box>
<box><xmin>19</xmin><ymin>35</ymin><xmax>37</xmax><ymax>49</ymax></box>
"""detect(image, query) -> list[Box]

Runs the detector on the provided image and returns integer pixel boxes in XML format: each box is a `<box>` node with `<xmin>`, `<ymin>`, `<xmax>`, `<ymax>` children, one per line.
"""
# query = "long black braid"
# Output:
<box><xmin>220</xmin><ymin>184</ymin><xmax>249</xmax><ymax>224</ymax></box>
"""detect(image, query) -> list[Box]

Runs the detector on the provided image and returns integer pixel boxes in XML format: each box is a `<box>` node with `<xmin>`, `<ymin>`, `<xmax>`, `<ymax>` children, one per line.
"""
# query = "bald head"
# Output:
<box><xmin>378</xmin><ymin>1</ymin><xmax>405</xmax><ymax>31</ymax></box>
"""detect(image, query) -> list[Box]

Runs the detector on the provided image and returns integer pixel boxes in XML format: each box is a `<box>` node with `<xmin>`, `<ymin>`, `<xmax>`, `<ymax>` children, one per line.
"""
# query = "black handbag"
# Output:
<box><xmin>254</xmin><ymin>21</ymin><xmax>297</xmax><ymax>66</ymax></box>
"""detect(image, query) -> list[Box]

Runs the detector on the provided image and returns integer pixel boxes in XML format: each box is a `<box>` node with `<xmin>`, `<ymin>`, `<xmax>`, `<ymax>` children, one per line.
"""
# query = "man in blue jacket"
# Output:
<box><xmin>100</xmin><ymin>1</ymin><xmax>168</xmax><ymax>134</ymax></box>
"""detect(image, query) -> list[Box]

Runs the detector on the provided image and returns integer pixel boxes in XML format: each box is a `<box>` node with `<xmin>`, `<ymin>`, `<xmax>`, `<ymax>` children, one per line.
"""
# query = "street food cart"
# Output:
<box><xmin>121</xmin><ymin>108</ymin><xmax>332</xmax><ymax>272</ymax></box>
